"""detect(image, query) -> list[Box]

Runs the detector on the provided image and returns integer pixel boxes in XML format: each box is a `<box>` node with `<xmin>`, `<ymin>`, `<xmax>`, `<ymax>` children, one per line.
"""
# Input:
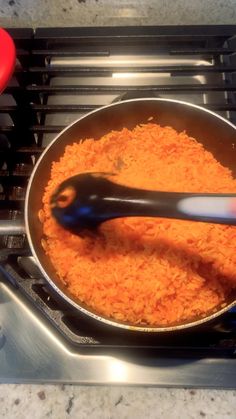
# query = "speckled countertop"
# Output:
<box><xmin>1</xmin><ymin>0</ymin><xmax>236</xmax><ymax>418</ymax></box>
<box><xmin>0</xmin><ymin>385</ymin><xmax>235</xmax><ymax>419</ymax></box>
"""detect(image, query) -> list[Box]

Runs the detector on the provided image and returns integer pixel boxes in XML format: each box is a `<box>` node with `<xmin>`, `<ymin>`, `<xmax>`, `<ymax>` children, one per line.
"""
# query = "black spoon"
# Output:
<box><xmin>50</xmin><ymin>173</ymin><xmax>236</xmax><ymax>234</ymax></box>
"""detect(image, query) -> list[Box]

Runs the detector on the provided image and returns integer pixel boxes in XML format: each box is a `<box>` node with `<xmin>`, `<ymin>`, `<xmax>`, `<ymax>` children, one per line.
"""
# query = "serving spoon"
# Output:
<box><xmin>50</xmin><ymin>173</ymin><xmax>236</xmax><ymax>234</ymax></box>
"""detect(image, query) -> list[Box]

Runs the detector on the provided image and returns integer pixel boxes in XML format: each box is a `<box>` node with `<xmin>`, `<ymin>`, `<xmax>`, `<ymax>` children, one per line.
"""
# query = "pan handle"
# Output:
<box><xmin>0</xmin><ymin>220</ymin><xmax>25</xmax><ymax>235</ymax></box>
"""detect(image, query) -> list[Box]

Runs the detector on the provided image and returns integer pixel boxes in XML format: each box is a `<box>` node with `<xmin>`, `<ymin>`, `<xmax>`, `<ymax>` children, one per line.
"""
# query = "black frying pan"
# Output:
<box><xmin>1</xmin><ymin>98</ymin><xmax>236</xmax><ymax>332</ymax></box>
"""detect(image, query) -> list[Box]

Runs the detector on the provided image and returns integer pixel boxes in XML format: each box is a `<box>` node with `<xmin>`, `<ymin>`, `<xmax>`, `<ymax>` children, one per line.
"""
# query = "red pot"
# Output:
<box><xmin>0</xmin><ymin>28</ymin><xmax>16</xmax><ymax>93</ymax></box>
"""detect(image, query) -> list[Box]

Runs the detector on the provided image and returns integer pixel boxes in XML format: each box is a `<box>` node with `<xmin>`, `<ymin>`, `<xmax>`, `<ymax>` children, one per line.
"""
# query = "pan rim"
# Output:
<box><xmin>25</xmin><ymin>97</ymin><xmax>236</xmax><ymax>332</ymax></box>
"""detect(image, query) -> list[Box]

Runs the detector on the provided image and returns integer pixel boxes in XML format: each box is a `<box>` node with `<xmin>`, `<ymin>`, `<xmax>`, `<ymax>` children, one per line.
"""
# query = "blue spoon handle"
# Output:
<box><xmin>51</xmin><ymin>174</ymin><xmax>236</xmax><ymax>233</ymax></box>
<box><xmin>99</xmin><ymin>188</ymin><xmax>236</xmax><ymax>225</ymax></box>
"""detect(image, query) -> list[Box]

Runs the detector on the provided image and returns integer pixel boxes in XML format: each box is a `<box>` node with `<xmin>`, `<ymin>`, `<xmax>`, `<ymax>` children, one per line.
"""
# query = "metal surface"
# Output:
<box><xmin>0</xmin><ymin>220</ymin><xmax>25</xmax><ymax>235</ymax></box>
<box><xmin>1</xmin><ymin>26</ymin><xmax>236</xmax><ymax>386</ymax></box>
<box><xmin>1</xmin><ymin>273</ymin><xmax>236</xmax><ymax>387</ymax></box>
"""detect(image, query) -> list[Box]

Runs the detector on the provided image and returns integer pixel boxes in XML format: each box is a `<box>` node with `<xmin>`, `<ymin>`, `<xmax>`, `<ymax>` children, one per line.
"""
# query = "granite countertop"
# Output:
<box><xmin>1</xmin><ymin>385</ymin><xmax>236</xmax><ymax>418</ymax></box>
<box><xmin>1</xmin><ymin>0</ymin><xmax>236</xmax><ymax>417</ymax></box>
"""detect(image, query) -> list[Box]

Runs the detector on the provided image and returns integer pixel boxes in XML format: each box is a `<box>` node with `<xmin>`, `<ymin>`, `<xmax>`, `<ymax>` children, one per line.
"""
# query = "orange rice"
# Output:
<box><xmin>42</xmin><ymin>123</ymin><xmax>236</xmax><ymax>326</ymax></box>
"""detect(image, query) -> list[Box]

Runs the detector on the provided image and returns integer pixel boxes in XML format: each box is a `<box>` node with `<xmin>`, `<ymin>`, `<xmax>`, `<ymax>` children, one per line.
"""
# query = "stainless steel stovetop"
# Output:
<box><xmin>1</xmin><ymin>274</ymin><xmax>236</xmax><ymax>387</ymax></box>
<box><xmin>0</xmin><ymin>26</ymin><xmax>236</xmax><ymax>387</ymax></box>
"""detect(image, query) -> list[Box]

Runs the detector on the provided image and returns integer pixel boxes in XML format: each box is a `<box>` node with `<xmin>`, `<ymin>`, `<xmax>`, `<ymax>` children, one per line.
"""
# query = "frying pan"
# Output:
<box><xmin>1</xmin><ymin>98</ymin><xmax>236</xmax><ymax>332</ymax></box>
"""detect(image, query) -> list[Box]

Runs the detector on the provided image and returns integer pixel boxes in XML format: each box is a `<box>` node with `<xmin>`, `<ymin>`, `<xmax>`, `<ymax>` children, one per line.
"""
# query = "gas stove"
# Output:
<box><xmin>0</xmin><ymin>26</ymin><xmax>236</xmax><ymax>387</ymax></box>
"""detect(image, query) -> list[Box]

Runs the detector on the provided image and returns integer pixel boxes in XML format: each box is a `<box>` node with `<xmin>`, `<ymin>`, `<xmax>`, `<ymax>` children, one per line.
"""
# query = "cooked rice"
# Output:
<box><xmin>42</xmin><ymin>123</ymin><xmax>236</xmax><ymax>326</ymax></box>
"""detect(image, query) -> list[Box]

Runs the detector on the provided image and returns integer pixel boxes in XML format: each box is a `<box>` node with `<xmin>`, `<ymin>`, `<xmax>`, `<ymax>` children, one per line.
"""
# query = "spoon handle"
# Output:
<box><xmin>104</xmin><ymin>186</ymin><xmax>236</xmax><ymax>225</ymax></box>
<box><xmin>51</xmin><ymin>174</ymin><xmax>236</xmax><ymax>231</ymax></box>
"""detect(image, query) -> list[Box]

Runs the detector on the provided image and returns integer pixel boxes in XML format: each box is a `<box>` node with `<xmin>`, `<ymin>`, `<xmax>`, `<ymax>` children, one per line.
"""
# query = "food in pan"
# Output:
<box><xmin>41</xmin><ymin>122</ymin><xmax>236</xmax><ymax>326</ymax></box>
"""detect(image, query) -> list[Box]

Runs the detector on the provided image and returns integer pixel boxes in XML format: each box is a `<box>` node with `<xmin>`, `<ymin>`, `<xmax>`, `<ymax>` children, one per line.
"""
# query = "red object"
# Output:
<box><xmin>0</xmin><ymin>28</ymin><xmax>16</xmax><ymax>93</ymax></box>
